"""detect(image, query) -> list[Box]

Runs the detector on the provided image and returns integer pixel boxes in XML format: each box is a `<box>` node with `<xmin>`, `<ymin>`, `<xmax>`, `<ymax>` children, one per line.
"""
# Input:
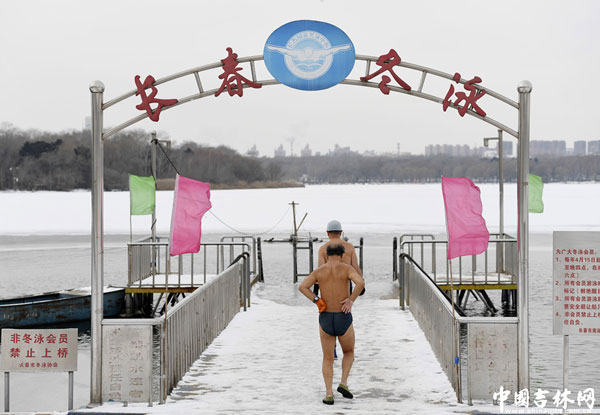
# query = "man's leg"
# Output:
<box><xmin>319</xmin><ymin>326</ymin><xmax>336</xmax><ymax>396</ymax></box>
<box><xmin>338</xmin><ymin>324</ymin><xmax>355</xmax><ymax>386</ymax></box>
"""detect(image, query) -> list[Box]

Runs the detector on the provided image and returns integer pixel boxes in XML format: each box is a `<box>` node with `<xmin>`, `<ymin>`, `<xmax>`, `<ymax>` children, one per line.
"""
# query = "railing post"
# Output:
<box><xmin>4</xmin><ymin>372</ymin><xmax>9</xmax><ymax>412</ymax></box>
<box><xmin>160</xmin><ymin>319</ymin><xmax>166</xmax><ymax>404</ymax></box>
<box><xmin>89</xmin><ymin>80</ymin><xmax>105</xmax><ymax>405</ymax></box>
<box><xmin>309</xmin><ymin>239</ymin><xmax>314</xmax><ymax>273</ymax></box>
<box><xmin>220</xmin><ymin>245</ymin><xmax>225</xmax><ymax>273</ymax></box>
<box><xmin>246</xmin><ymin>254</ymin><xmax>251</xmax><ymax>308</ymax></box>
<box><xmin>359</xmin><ymin>237</ymin><xmax>364</xmax><ymax>274</ymax></box>
<box><xmin>399</xmin><ymin>255</ymin><xmax>405</xmax><ymax>310</ymax></box>
<box><xmin>292</xmin><ymin>237</ymin><xmax>298</xmax><ymax>283</ymax></box>
<box><xmin>242</xmin><ymin>258</ymin><xmax>247</xmax><ymax>311</ymax></box>
<box><xmin>252</xmin><ymin>237</ymin><xmax>257</xmax><ymax>276</ymax></box>
<box><xmin>393</xmin><ymin>237</ymin><xmax>398</xmax><ymax>281</ymax></box>
<box><xmin>517</xmin><ymin>80</ymin><xmax>532</xmax><ymax>392</ymax></box>
<box><xmin>257</xmin><ymin>237</ymin><xmax>264</xmax><ymax>282</ymax></box>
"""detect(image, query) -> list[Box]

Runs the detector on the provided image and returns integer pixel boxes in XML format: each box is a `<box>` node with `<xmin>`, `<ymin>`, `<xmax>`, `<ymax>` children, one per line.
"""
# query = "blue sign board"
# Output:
<box><xmin>264</xmin><ymin>20</ymin><xmax>355</xmax><ymax>91</ymax></box>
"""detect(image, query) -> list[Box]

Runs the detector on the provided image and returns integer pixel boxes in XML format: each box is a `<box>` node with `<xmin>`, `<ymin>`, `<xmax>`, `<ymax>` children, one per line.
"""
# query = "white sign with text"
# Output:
<box><xmin>1</xmin><ymin>328</ymin><xmax>78</xmax><ymax>372</ymax></box>
<box><xmin>553</xmin><ymin>231</ymin><xmax>600</xmax><ymax>335</ymax></box>
<box><xmin>102</xmin><ymin>325</ymin><xmax>153</xmax><ymax>403</ymax></box>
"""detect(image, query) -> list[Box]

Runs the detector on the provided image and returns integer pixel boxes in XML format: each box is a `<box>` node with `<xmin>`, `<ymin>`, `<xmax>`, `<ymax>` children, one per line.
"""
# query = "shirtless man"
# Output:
<box><xmin>298</xmin><ymin>243</ymin><xmax>365</xmax><ymax>405</ymax></box>
<box><xmin>317</xmin><ymin>220</ymin><xmax>362</xmax><ymax>278</ymax></box>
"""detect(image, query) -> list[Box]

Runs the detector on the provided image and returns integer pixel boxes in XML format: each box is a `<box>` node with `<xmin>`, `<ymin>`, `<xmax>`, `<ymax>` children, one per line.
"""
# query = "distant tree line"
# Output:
<box><xmin>1</xmin><ymin>126</ymin><xmax>600</xmax><ymax>191</ymax></box>
<box><xmin>276</xmin><ymin>152</ymin><xmax>600</xmax><ymax>184</ymax></box>
<box><xmin>0</xmin><ymin>127</ymin><xmax>284</xmax><ymax>191</ymax></box>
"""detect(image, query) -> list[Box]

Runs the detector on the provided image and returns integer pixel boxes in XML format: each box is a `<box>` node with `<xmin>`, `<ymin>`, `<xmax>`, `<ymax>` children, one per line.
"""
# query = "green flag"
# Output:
<box><xmin>529</xmin><ymin>174</ymin><xmax>544</xmax><ymax>213</ymax></box>
<box><xmin>129</xmin><ymin>174</ymin><xmax>156</xmax><ymax>215</ymax></box>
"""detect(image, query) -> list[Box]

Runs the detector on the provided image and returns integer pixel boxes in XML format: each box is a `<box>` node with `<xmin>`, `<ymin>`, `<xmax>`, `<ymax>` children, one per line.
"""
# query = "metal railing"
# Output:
<box><xmin>163</xmin><ymin>260</ymin><xmax>244</xmax><ymax>398</ymax></box>
<box><xmin>399</xmin><ymin>253</ymin><xmax>518</xmax><ymax>403</ymax></box>
<box><xmin>292</xmin><ymin>236</ymin><xmax>365</xmax><ymax>283</ymax></box>
<box><xmin>103</xmin><ymin>258</ymin><xmax>248</xmax><ymax>403</ymax></box>
<box><xmin>393</xmin><ymin>233</ymin><xmax>518</xmax><ymax>286</ymax></box>
<box><xmin>127</xmin><ymin>239</ymin><xmax>168</xmax><ymax>286</ymax></box>
<box><xmin>220</xmin><ymin>235</ymin><xmax>257</xmax><ymax>276</ymax></box>
<box><xmin>127</xmin><ymin>237</ymin><xmax>256</xmax><ymax>288</ymax></box>
<box><xmin>292</xmin><ymin>237</ymin><xmax>314</xmax><ymax>283</ymax></box>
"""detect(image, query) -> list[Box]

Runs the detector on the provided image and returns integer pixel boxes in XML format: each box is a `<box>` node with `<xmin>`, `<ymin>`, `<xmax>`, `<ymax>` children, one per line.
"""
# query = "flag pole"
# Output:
<box><xmin>449</xmin><ymin>258</ymin><xmax>461</xmax><ymax>402</ymax></box>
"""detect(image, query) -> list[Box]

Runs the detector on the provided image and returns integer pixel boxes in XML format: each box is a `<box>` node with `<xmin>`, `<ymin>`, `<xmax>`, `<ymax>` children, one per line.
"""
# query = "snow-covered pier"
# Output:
<box><xmin>75</xmin><ymin>280</ymin><xmax>497</xmax><ymax>414</ymax></box>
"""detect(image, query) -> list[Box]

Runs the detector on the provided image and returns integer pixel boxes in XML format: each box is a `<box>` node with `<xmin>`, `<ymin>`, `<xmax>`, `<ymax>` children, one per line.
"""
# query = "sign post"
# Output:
<box><xmin>1</xmin><ymin>328</ymin><xmax>78</xmax><ymax>411</ymax></box>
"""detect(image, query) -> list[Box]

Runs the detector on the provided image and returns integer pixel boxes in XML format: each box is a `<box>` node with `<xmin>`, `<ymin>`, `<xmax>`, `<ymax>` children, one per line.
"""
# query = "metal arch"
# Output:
<box><xmin>91</xmin><ymin>52</ymin><xmax>532</xmax><ymax>403</ymax></box>
<box><xmin>102</xmin><ymin>54</ymin><xmax>519</xmax><ymax>139</ymax></box>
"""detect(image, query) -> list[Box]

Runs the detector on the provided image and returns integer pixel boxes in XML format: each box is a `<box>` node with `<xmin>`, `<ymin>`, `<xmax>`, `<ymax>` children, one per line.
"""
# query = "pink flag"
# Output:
<box><xmin>441</xmin><ymin>177</ymin><xmax>489</xmax><ymax>260</ymax></box>
<box><xmin>169</xmin><ymin>175</ymin><xmax>212</xmax><ymax>256</ymax></box>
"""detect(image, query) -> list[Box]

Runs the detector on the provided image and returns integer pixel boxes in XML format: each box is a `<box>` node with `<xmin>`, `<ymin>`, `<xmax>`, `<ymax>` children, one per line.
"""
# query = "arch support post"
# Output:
<box><xmin>89</xmin><ymin>80</ymin><xmax>105</xmax><ymax>405</ymax></box>
<box><xmin>517</xmin><ymin>80</ymin><xmax>532</xmax><ymax>392</ymax></box>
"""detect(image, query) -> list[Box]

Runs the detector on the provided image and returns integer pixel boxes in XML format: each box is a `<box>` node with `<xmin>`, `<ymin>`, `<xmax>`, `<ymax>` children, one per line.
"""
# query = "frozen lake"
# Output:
<box><xmin>2</xmin><ymin>182</ymin><xmax>600</xmax><ymax>236</ymax></box>
<box><xmin>1</xmin><ymin>183</ymin><xmax>599</xmax><ymax>411</ymax></box>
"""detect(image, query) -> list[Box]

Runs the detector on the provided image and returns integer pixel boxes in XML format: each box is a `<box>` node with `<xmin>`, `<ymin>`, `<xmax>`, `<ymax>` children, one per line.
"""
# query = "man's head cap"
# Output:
<box><xmin>326</xmin><ymin>220</ymin><xmax>343</xmax><ymax>232</ymax></box>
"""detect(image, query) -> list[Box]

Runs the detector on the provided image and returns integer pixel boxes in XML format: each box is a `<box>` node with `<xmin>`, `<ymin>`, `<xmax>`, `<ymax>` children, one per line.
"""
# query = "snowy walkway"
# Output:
<box><xmin>79</xmin><ymin>281</ymin><xmax>497</xmax><ymax>414</ymax></box>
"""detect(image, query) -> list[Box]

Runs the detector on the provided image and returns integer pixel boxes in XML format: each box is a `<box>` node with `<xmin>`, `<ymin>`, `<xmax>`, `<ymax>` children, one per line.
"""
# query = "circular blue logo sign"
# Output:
<box><xmin>264</xmin><ymin>20</ymin><xmax>356</xmax><ymax>91</ymax></box>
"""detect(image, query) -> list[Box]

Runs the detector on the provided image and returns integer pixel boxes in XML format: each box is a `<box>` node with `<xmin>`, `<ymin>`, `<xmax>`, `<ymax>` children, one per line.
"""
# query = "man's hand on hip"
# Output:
<box><xmin>340</xmin><ymin>298</ymin><xmax>353</xmax><ymax>314</ymax></box>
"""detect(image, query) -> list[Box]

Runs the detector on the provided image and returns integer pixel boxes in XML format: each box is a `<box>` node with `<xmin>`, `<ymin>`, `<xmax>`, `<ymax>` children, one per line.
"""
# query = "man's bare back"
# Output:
<box><xmin>306</xmin><ymin>261</ymin><xmax>361</xmax><ymax>313</ymax></box>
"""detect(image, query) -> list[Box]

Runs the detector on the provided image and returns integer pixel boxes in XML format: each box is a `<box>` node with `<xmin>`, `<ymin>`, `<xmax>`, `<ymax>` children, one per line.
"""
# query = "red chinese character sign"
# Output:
<box><xmin>443</xmin><ymin>73</ymin><xmax>487</xmax><ymax>117</ymax></box>
<box><xmin>215</xmin><ymin>47</ymin><xmax>262</xmax><ymax>97</ymax></box>
<box><xmin>360</xmin><ymin>49</ymin><xmax>411</xmax><ymax>94</ymax></box>
<box><xmin>553</xmin><ymin>232</ymin><xmax>600</xmax><ymax>335</ymax></box>
<box><xmin>134</xmin><ymin>75</ymin><xmax>178</xmax><ymax>122</ymax></box>
<box><xmin>360</xmin><ymin>50</ymin><xmax>488</xmax><ymax>118</ymax></box>
<box><xmin>1</xmin><ymin>328</ymin><xmax>77</xmax><ymax>372</ymax></box>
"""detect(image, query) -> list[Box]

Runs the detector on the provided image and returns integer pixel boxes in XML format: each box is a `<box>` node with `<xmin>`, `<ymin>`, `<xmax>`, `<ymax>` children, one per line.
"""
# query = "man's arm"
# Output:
<box><xmin>340</xmin><ymin>269</ymin><xmax>365</xmax><ymax>313</ymax></box>
<box><xmin>298</xmin><ymin>271</ymin><xmax>318</xmax><ymax>301</ymax></box>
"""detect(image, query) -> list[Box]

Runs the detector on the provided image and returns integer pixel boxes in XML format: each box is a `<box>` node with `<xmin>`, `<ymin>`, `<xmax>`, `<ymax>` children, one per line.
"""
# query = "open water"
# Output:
<box><xmin>1</xmin><ymin>232</ymin><xmax>598</xmax><ymax>400</ymax></box>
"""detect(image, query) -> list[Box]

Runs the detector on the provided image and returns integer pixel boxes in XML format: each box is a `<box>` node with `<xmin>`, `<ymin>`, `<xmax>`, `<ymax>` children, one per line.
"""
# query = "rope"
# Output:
<box><xmin>207</xmin><ymin>210</ymin><xmax>247</xmax><ymax>234</ymax></box>
<box><xmin>254</xmin><ymin>205</ymin><xmax>291</xmax><ymax>235</ymax></box>
<box><xmin>156</xmin><ymin>140</ymin><xmax>181</xmax><ymax>175</ymax></box>
<box><xmin>208</xmin><ymin>205</ymin><xmax>291</xmax><ymax>236</ymax></box>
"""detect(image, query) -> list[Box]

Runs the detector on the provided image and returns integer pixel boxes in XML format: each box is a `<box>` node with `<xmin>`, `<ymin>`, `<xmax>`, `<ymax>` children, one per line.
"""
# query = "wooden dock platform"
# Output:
<box><xmin>433</xmin><ymin>272</ymin><xmax>516</xmax><ymax>291</ymax></box>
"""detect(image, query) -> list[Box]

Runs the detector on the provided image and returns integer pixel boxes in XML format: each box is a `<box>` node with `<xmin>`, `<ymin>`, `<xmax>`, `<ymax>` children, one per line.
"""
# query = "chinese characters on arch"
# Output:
<box><xmin>361</xmin><ymin>48</ymin><xmax>487</xmax><ymax>117</ymax></box>
<box><xmin>134</xmin><ymin>47</ymin><xmax>262</xmax><ymax>121</ymax></box>
<box><xmin>132</xmin><ymin>46</ymin><xmax>489</xmax><ymax>122</ymax></box>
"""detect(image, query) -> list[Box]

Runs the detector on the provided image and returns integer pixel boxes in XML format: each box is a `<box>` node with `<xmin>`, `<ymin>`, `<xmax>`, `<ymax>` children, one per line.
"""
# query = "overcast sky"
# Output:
<box><xmin>1</xmin><ymin>0</ymin><xmax>598</xmax><ymax>156</ymax></box>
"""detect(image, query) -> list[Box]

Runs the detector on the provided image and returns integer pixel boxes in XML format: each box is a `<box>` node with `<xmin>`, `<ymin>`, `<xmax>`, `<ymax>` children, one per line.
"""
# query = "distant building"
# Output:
<box><xmin>84</xmin><ymin>116</ymin><xmax>91</xmax><ymax>130</ymax></box>
<box><xmin>246</xmin><ymin>144</ymin><xmax>259</xmax><ymax>157</ymax></box>
<box><xmin>424</xmin><ymin>144</ymin><xmax>484</xmax><ymax>157</ymax></box>
<box><xmin>574</xmin><ymin>140</ymin><xmax>587</xmax><ymax>156</ymax></box>
<box><xmin>300</xmin><ymin>144</ymin><xmax>312</xmax><ymax>157</ymax></box>
<box><xmin>332</xmin><ymin>144</ymin><xmax>353</xmax><ymax>155</ymax></box>
<box><xmin>588</xmin><ymin>140</ymin><xmax>600</xmax><ymax>155</ymax></box>
<box><xmin>502</xmin><ymin>141</ymin><xmax>513</xmax><ymax>157</ymax></box>
<box><xmin>274</xmin><ymin>144</ymin><xmax>286</xmax><ymax>157</ymax></box>
<box><xmin>530</xmin><ymin>140</ymin><xmax>566</xmax><ymax>156</ymax></box>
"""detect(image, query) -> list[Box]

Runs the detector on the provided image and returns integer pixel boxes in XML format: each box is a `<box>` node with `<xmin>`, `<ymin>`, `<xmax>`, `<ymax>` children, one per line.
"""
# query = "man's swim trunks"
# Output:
<box><xmin>319</xmin><ymin>312</ymin><xmax>353</xmax><ymax>336</ymax></box>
